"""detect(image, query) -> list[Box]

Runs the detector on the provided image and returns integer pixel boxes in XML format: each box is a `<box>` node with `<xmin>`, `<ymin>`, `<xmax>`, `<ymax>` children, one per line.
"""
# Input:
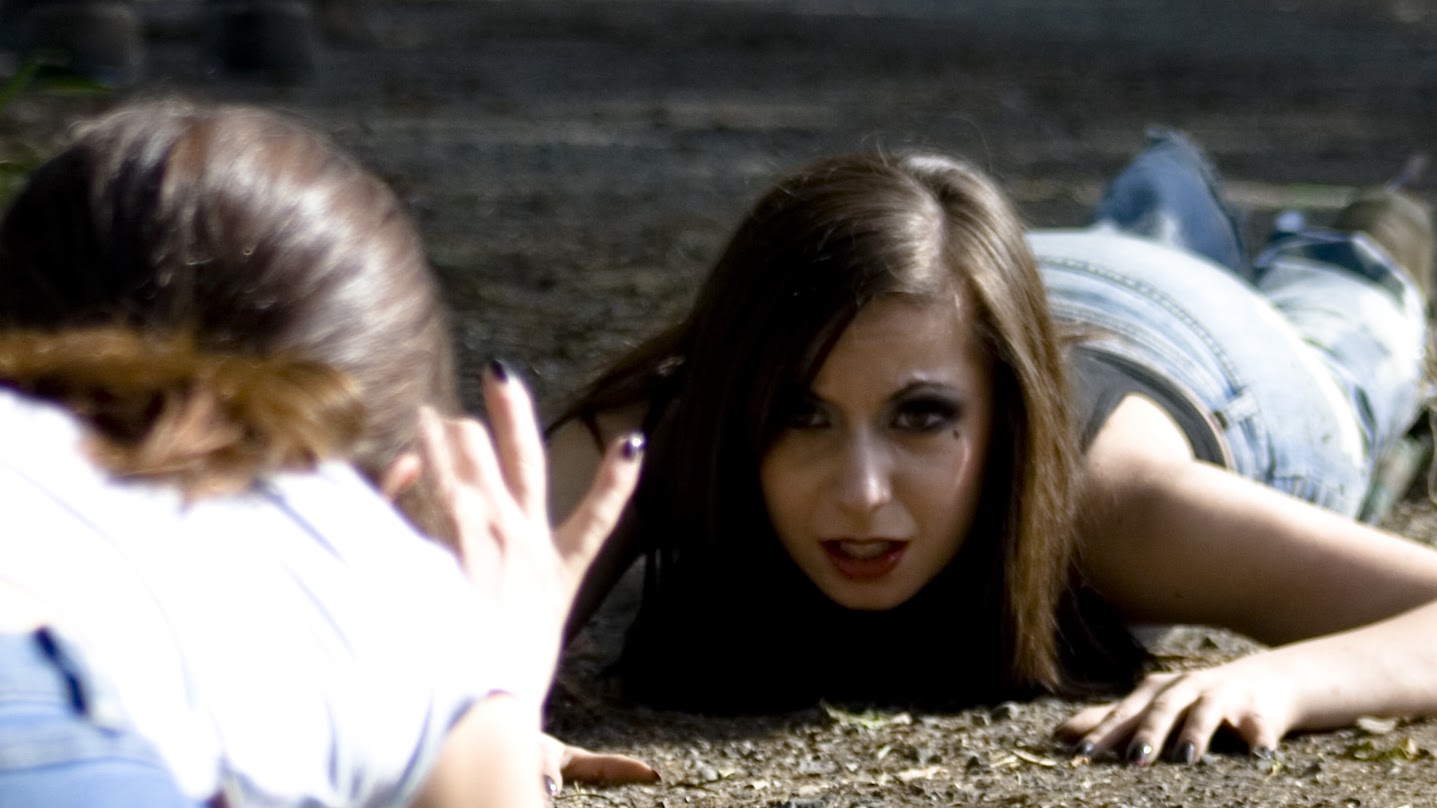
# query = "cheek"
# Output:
<box><xmin>913</xmin><ymin>434</ymin><xmax>988</xmax><ymax>543</ymax></box>
<box><xmin>758</xmin><ymin>445</ymin><xmax>803</xmax><ymax>537</ymax></box>
<box><xmin>759</xmin><ymin>442</ymin><xmax>833</xmax><ymax>568</ymax></box>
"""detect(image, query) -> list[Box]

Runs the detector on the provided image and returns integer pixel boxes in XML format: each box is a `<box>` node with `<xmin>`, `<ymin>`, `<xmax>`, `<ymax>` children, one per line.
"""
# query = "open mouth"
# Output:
<box><xmin>820</xmin><ymin>539</ymin><xmax>908</xmax><ymax>581</ymax></box>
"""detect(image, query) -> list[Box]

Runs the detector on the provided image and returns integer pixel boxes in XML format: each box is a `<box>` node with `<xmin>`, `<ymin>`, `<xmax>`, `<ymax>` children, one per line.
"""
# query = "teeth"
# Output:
<box><xmin>838</xmin><ymin>541</ymin><xmax>891</xmax><ymax>560</ymax></box>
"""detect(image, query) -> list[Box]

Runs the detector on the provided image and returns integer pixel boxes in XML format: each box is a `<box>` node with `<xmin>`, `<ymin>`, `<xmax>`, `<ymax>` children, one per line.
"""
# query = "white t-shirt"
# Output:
<box><xmin>0</xmin><ymin>389</ymin><xmax>493</xmax><ymax>807</ymax></box>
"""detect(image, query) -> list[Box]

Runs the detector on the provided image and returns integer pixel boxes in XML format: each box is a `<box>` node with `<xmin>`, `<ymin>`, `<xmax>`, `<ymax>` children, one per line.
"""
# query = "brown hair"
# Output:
<box><xmin>562</xmin><ymin>152</ymin><xmax>1104</xmax><ymax>707</ymax></box>
<box><xmin>0</xmin><ymin>101</ymin><xmax>456</xmax><ymax>511</ymax></box>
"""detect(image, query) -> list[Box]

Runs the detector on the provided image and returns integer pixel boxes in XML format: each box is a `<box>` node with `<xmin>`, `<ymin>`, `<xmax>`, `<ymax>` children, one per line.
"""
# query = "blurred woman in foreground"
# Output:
<box><xmin>0</xmin><ymin>100</ymin><xmax>642</xmax><ymax>806</ymax></box>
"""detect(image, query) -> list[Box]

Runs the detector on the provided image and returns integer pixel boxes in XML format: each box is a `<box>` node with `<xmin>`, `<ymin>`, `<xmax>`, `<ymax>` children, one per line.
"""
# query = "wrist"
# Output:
<box><xmin>478</xmin><ymin>688</ymin><xmax>545</xmax><ymax>725</ymax></box>
<box><xmin>486</xmin><ymin>627</ymin><xmax>562</xmax><ymax>708</ymax></box>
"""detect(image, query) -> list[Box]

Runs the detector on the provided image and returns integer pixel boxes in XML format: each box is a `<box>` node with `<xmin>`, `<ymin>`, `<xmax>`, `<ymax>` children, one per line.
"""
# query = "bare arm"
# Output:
<box><xmin>1080</xmin><ymin>396</ymin><xmax>1437</xmax><ymax>643</ymax></box>
<box><xmin>1062</xmin><ymin>395</ymin><xmax>1437</xmax><ymax>762</ymax></box>
<box><xmin>411</xmin><ymin>695</ymin><xmax>545</xmax><ymax>808</ymax></box>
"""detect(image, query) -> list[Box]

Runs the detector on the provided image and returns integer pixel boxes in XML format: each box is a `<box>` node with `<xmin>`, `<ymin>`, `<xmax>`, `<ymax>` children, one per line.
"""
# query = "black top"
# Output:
<box><xmin>608</xmin><ymin>345</ymin><xmax>1196</xmax><ymax>714</ymax></box>
<box><xmin>1069</xmin><ymin>344</ymin><xmax>1229</xmax><ymax>467</ymax></box>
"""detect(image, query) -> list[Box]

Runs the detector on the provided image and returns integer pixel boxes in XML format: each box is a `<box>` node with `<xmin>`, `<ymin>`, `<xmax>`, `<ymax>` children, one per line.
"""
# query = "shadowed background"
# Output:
<box><xmin>3</xmin><ymin>2</ymin><xmax>1436</xmax><ymax>804</ymax></box>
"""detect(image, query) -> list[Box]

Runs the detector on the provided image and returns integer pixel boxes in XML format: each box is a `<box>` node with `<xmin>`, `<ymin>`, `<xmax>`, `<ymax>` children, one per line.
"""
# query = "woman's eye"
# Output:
<box><xmin>784</xmin><ymin>399</ymin><xmax>830</xmax><ymax>430</ymax></box>
<box><xmin>891</xmin><ymin>396</ymin><xmax>959</xmax><ymax>432</ymax></box>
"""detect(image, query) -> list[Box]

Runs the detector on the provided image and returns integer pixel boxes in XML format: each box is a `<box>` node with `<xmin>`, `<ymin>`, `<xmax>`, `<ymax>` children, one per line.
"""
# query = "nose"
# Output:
<box><xmin>832</xmin><ymin>432</ymin><xmax>892</xmax><ymax>515</ymax></box>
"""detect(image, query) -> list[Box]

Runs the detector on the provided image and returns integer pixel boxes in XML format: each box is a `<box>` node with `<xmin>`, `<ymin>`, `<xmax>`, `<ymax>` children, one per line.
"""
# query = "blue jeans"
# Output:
<box><xmin>1036</xmin><ymin>128</ymin><xmax>1428</xmax><ymax>518</ymax></box>
<box><xmin>0</xmin><ymin>630</ymin><xmax>199</xmax><ymax>808</ymax></box>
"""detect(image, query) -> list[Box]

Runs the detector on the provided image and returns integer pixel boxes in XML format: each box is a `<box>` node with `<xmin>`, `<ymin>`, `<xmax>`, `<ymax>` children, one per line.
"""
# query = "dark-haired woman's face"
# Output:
<box><xmin>759</xmin><ymin>296</ymin><xmax>994</xmax><ymax>610</ymax></box>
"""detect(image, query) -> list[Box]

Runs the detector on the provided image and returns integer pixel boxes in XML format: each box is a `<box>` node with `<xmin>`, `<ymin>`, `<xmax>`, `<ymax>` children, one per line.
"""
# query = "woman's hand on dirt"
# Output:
<box><xmin>416</xmin><ymin>361</ymin><xmax>643</xmax><ymax>700</ymax></box>
<box><xmin>1055</xmin><ymin>656</ymin><xmax>1302</xmax><ymax>765</ymax></box>
<box><xmin>539</xmin><ymin>732</ymin><xmax>660</xmax><ymax>797</ymax></box>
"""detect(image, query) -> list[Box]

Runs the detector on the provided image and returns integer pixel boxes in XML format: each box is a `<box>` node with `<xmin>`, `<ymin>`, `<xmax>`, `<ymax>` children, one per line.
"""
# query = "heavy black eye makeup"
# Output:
<box><xmin>889</xmin><ymin>387</ymin><xmax>962</xmax><ymax>433</ymax></box>
<box><xmin>776</xmin><ymin>381</ymin><xmax>964</xmax><ymax>433</ymax></box>
<box><xmin>781</xmin><ymin>392</ymin><xmax>831</xmax><ymax>429</ymax></box>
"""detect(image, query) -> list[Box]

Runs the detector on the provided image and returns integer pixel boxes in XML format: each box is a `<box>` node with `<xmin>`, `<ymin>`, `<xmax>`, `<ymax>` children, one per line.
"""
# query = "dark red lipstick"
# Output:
<box><xmin>820</xmin><ymin>539</ymin><xmax>908</xmax><ymax>580</ymax></box>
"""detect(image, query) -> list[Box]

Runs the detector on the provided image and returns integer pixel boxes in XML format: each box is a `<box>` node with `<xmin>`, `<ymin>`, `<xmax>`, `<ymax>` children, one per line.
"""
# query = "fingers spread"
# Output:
<box><xmin>1060</xmin><ymin>661</ymin><xmax>1299</xmax><ymax>767</ymax></box>
<box><xmin>1065</xmin><ymin>673</ymin><xmax>1175</xmax><ymax>759</ymax></box>
<box><xmin>417</xmin><ymin>408</ymin><xmax>466</xmax><ymax>541</ymax></box>
<box><xmin>417</xmin><ymin>407</ymin><xmax>511</xmax><ymax>568</ymax></box>
<box><xmin>1174</xmin><ymin>692</ymin><xmax>1229</xmax><ymax>763</ymax></box>
<box><xmin>483</xmin><ymin>361</ymin><xmax>548</xmax><ymax>519</ymax></box>
<box><xmin>1236</xmin><ymin>711</ymin><xmax>1281</xmax><ymax>757</ymax></box>
<box><xmin>555</xmin><ymin>432</ymin><xmax>643</xmax><ymax>577</ymax></box>
<box><xmin>1122</xmin><ymin>684</ymin><xmax>1195</xmax><ymax>765</ymax></box>
<box><xmin>1054</xmin><ymin>703</ymin><xmax>1112</xmax><ymax>744</ymax></box>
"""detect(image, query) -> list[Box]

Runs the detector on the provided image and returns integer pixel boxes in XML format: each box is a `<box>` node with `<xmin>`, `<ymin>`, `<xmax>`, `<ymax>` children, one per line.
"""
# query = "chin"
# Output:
<box><xmin>819</xmin><ymin>580</ymin><xmax>920</xmax><ymax>612</ymax></box>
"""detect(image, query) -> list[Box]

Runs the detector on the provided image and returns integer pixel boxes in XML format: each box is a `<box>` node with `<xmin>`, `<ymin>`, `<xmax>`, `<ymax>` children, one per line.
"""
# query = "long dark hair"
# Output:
<box><xmin>560</xmin><ymin>152</ymin><xmax>1142</xmax><ymax>710</ymax></box>
<box><xmin>0</xmin><ymin>101</ymin><xmax>457</xmax><ymax>518</ymax></box>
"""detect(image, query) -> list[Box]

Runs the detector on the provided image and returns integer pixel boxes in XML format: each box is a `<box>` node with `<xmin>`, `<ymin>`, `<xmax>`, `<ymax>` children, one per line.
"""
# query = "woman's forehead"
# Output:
<box><xmin>809</xmin><ymin>296</ymin><xmax>988</xmax><ymax>390</ymax></box>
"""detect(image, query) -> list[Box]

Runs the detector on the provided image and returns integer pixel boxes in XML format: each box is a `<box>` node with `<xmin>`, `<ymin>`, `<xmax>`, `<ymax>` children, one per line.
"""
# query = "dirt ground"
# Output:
<box><xmin>5</xmin><ymin>0</ymin><xmax>1437</xmax><ymax>804</ymax></box>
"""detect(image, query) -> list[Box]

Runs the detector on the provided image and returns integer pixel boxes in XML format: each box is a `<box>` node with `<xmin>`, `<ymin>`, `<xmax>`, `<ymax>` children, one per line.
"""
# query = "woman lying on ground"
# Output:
<box><xmin>549</xmin><ymin>129</ymin><xmax>1437</xmax><ymax>765</ymax></box>
<box><xmin>0</xmin><ymin>99</ymin><xmax>643</xmax><ymax>806</ymax></box>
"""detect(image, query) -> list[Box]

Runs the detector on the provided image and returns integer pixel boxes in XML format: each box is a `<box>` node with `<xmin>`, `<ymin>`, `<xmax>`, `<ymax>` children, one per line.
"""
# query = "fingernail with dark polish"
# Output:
<box><xmin>488</xmin><ymin>359</ymin><xmax>512</xmax><ymax>382</ymax></box>
<box><xmin>1072</xmin><ymin>741</ymin><xmax>1095</xmax><ymax>758</ymax></box>
<box><xmin>1126</xmin><ymin>741</ymin><xmax>1153</xmax><ymax>766</ymax></box>
<box><xmin>622</xmin><ymin>432</ymin><xmax>646</xmax><ymax>460</ymax></box>
<box><xmin>1176</xmin><ymin>741</ymin><xmax>1198</xmax><ymax>765</ymax></box>
<box><xmin>543</xmin><ymin>774</ymin><xmax>558</xmax><ymax>797</ymax></box>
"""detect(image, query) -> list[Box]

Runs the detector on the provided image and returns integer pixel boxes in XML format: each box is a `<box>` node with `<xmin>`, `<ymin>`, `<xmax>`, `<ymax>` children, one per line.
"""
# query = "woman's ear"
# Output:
<box><xmin>380</xmin><ymin>451</ymin><xmax>423</xmax><ymax>501</ymax></box>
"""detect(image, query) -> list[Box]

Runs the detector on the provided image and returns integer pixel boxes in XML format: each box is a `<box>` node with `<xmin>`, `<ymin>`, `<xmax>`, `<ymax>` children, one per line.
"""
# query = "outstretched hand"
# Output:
<box><xmin>408</xmin><ymin>364</ymin><xmax>646</xmax><ymax>808</ymax></box>
<box><xmin>416</xmin><ymin>361</ymin><xmax>643</xmax><ymax>703</ymax></box>
<box><xmin>1055</xmin><ymin>655</ymin><xmax>1302</xmax><ymax>765</ymax></box>
<box><xmin>539</xmin><ymin>732</ymin><xmax>660</xmax><ymax>797</ymax></box>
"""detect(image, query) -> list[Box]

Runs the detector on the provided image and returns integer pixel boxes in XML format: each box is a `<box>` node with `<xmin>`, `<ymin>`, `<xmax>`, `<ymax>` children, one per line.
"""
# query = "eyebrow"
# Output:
<box><xmin>890</xmin><ymin>380</ymin><xmax>962</xmax><ymax>400</ymax></box>
<box><xmin>806</xmin><ymin>379</ymin><xmax>963</xmax><ymax>408</ymax></box>
<box><xmin>798</xmin><ymin>370</ymin><xmax>965</xmax><ymax>408</ymax></box>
